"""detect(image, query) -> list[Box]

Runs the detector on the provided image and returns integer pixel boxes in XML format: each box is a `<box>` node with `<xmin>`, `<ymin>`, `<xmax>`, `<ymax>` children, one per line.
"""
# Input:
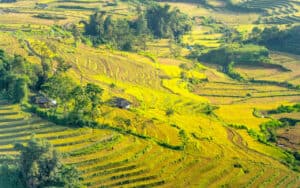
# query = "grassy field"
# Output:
<box><xmin>0</xmin><ymin>0</ymin><xmax>300</xmax><ymax>187</ymax></box>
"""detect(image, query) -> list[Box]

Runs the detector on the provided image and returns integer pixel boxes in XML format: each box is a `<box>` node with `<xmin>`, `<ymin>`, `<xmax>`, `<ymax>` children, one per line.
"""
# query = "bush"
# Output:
<box><xmin>269</xmin><ymin>103</ymin><xmax>300</xmax><ymax>114</ymax></box>
<box><xmin>247</xmin><ymin>129</ymin><xmax>267</xmax><ymax>144</ymax></box>
<box><xmin>233</xmin><ymin>163</ymin><xmax>242</xmax><ymax>168</ymax></box>
<box><xmin>165</xmin><ymin>108</ymin><xmax>175</xmax><ymax>116</ymax></box>
<box><xmin>228</xmin><ymin>124</ymin><xmax>247</xmax><ymax>130</ymax></box>
<box><xmin>260</xmin><ymin>120</ymin><xmax>284</xmax><ymax>142</ymax></box>
<box><xmin>225</xmin><ymin>61</ymin><xmax>244</xmax><ymax>81</ymax></box>
<box><xmin>202</xmin><ymin>104</ymin><xmax>218</xmax><ymax>115</ymax></box>
<box><xmin>56</xmin><ymin>5</ymin><xmax>97</xmax><ymax>11</ymax></box>
<box><xmin>294</xmin><ymin>151</ymin><xmax>300</xmax><ymax>161</ymax></box>
<box><xmin>33</xmin><ymin>13</ymin><xmax>67</xmax><ymax>20</ymax></box>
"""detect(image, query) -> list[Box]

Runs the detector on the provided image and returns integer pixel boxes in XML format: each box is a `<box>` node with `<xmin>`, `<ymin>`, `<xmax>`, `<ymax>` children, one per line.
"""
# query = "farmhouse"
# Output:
<box><xmin>110</xmin><ymin>97</ymin><xmax>131</xmax><ymax>109</ymax></box>
<box><xmin>31</xmin><ymin>95</ymin><xmax>57</xmax><ymax>108</ymax></box>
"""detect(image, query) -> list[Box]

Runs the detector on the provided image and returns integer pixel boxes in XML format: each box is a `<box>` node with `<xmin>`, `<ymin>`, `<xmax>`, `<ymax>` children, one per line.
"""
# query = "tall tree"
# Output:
<box><xmin>42</xmin><ymin>73</ymin><xmax>76</xmax><ymax>114</ymax></box>
<box><xmin>146</xmin><ymin>4</ymin><xmax>191</xmax><ymax>40</ymax></box>
<box><xmin>85</xmin><ymin>83</ymin><xmax>103</xmax><ymax>121</ymax></box>
<box><xmin>14</xmin><ymin>138</ymin><xmax>83</xmax><ymax>188</ymax></box>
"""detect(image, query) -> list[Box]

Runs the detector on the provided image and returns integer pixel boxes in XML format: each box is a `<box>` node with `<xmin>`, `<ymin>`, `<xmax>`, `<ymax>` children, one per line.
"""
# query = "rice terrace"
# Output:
<box><xmin>0</xmin><ymin>0</ymin><xmax>300</xmax><ymax>187</ymax></box>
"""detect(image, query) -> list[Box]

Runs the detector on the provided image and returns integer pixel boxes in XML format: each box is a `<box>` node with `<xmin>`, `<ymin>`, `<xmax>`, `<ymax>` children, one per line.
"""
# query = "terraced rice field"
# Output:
<box><xmin>277</xmin><ymin>122</ymin><xmax>300</xmax><ymax>151</ymax></box>
<box><xmin>236</xmin><ymin>52</ymin><xmax>300</xmax><ymax>86</ymax></box>
<box><xmin>0</xmin><ymin>0</ymin><xmax>300</xmax><ymax>186</ymax></box>
<box><xmin>1</xmin><ymin>97</ymin><xmax>300</xmax><ymax>187</ymax></box>
<box><xmin>0</xmin><ymin>100</ymin><xmax>168</xmax><ymax>187</ymax></box>
<box><xmin>182</xmin><ymin>26</ymin><xmax>222</xmax><ymax>48</ymax></box>
<box><xmin>237</xmin><ymin>0</ymin><xmax>300</xmax><ymax>24</ymax></box>
<box><xmin>193</xmin><ymin>78</ymin><xmax>300</xmax><ymax>105</ymax></box>
<box><xmin>165</xmin><ymin>1</ymin><xmax>259</xmax><ymax>25</ymax></box>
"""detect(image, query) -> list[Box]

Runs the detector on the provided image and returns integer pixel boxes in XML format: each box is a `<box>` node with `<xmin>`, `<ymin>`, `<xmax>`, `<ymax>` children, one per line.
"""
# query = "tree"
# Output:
<box><xmin>134</xmin><ymin>14</ymin><xmax>149</xmax><ymax>36</ymax></box>
<box><xmin>14</xmin><ymin>137</ymin><xmax>83</xmax><ymax>188</ymax></box>
<box><xmin>146</xmin><ymin>4</ymin><xmax>191</xmax><ymax>40</ymax></box>
<box><xmin>70</xmin><ymin>85</ymin><xmax>90</xmax><ymax>119</ymax></box>
<box><xmin>68</xmin><ymin>83</ymin><xmax>103</xmax><ymax>123</ymax></box>
<box><xmin>69</xmin><ymin>24</ymin><xmax>82</xmax><ymax>46</ymax></box>
<box><xmin>8</xmin><ymin>76</ymin><xmax>28</xmax><ymax>103</ymax></box>
<box><xmin>55</xmin><ymin>57</ymin><xmax>72</xmax><ymax>73</ymax></box>
<box><xmin>0</xmin><ymin>51</ymin><xmax>39</xmax><ymax>103</ymax></box>
<box><xmin>42</xmin><ymin>73</ymin><xmax>76</xmax><ymax>114</ymax></box>
<box><xmin>82</xmin><ymin>6</ymin><xmax>191</xmax><ymax>51</ymax></box>
<box><xmin>85</xmin><ymin>83</ymin><xmax>103</xmax><ymax>120</ymax></box>
<box><xmin>81</xmin><ymin>11</ymin><xmax>106</xmax><ymax>43</ymax></box>
<box><xmin>56</xmin><ymin>165</ymin><xmax>83</xmax><ymax>188</ymax></box>
<box><xmin>103</xmin><ymin>15</ymin><xmax>114</xmax><ymax>40</ymax></box>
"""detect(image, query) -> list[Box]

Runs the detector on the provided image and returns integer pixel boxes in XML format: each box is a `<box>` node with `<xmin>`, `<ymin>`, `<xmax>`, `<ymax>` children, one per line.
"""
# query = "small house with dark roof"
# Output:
<box><xmin>110</xmin><ymin>97</ymin><xmax>131</xmax><ymax>109</ymax></box>
<box><xmin>31</xmin><ymin>95</ymin><xmax>57</xmax><ymax>108</ymax></box>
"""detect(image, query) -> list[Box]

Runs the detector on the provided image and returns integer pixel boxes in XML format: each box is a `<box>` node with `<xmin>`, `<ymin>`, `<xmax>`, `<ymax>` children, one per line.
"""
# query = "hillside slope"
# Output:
<box><xmin>0</xmin><ymin>0</ymin><xmax>300</xmax><ymax>187</ymax></box>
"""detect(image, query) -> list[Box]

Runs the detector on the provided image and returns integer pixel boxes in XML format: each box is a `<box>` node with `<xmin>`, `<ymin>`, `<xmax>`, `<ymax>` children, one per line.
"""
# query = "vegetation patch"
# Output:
<box><xmin>33</xmin><ymin>13</ymin><xmax>67</xmax><ymax>20</ymax></box>
<box><xmin>249</xmin><ymin>26</ymin><xmax>300</xmax><ymax>55</ymax></box>
<box><xmin>56</xmin><ymin>5</ymin><xmax>98</xmax><ymax>11</ymax></box>
<box><xmin>268</xmin><ymin>103</ymin><xmax>300</xmax><ymax>114</ymax></box>
<box><xmin>194</xmin><ymin>43</ymin><xmax>270</xmax><ymax>66</ymax></box>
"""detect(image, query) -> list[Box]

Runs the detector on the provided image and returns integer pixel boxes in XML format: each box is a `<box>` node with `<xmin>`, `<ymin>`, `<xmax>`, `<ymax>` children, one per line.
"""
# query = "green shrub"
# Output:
<box><xmin>33</xmin><ymin>13</ymin><xmax>67</xmax><ymax>20</ymax></box>
<box><xmin>225</xmin><ymin>61</ymin><xmax>244</xmax><ymax>81</ymax></box>
<box><xmin>228</xmin><ymin>124</ymin><xmax>247</xmax><ymax>130</ymax></box>
<box><xmin>56</xmin><ymin>5</ymin><xmax>98</xmax><ymax>11</ymax></box>
<box><xmin>165</xmin><ymin>108</ymin><xmax>175</xmax><ymax>116</ymax></box>
<box><xmin>247</xmin><ymin>129</ymin><xmax>267</xmax><ymax>144</ymax></box>
<box><xmin>260</xmin><ymin>120</ymin><xmax>284</xmax><ymax>142</ymax></box>
<box><xmin>233</xmin><ymin>163</ymin><xmax>242</xmax><ymax>168</ymax></box>
<box><xmin>269</xmin><ymin>103</ymin><xmax>300</xmax><ymax>114</ymax></box>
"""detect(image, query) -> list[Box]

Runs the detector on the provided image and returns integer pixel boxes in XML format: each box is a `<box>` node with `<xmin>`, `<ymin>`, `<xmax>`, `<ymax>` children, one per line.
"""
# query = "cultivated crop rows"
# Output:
<box><xmin>1</xmin><ymin>99</ymin><xmax>299</xmax><ymax>187</ymax></box>
<box><xmin>238</xmin><ymin>0</ymin><xmax>300</xmax><ymax>24</ymax></box>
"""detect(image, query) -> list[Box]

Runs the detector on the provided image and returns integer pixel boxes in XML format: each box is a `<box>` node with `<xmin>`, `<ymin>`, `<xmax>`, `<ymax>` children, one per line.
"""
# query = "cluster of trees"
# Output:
<box><xmin>145</xmin><ymin>4</ymin><xmax>192</xmax><ymax>39</ymax></box>
<box><xmin>0</xmin><ymin>50</ymin><xmax>41</xmax><ymax>103</ymax></box>
<box><xmin>269</xmin><ymin>103</ymin><xmax>300</xmax><ymax>114</ymax></box>
<box><xmin>14</xmin><ymin>137</ymin><xmax>83</xmax><ymax>188</ymax></box>
<box><xmin>0</xmin><ymin>48</ymin><xmax>73</xmax><ymax>103</ymax></box>
<box><xmin>0</xmin><ymin>48</ymin><xmax>104</xmax><ymax>126</ymax></box>
<box><xmin>82</xmin><ymin>4</ymin><xmax>192</xmax><ymax>50</ymax></box>
<box><xmin>42</xmin><ymin>73</ymin><xmax>103</xmax><ymax>125</ymax></box>
<box><xmin>194</xmin><ymin>43</ymin><xmax>270</xmax><ymax>66</ymax></box>
<box><xmin>249</xmin><ymin>26</ymin><xmax>300</xmax><ymax>55</ymax></box>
